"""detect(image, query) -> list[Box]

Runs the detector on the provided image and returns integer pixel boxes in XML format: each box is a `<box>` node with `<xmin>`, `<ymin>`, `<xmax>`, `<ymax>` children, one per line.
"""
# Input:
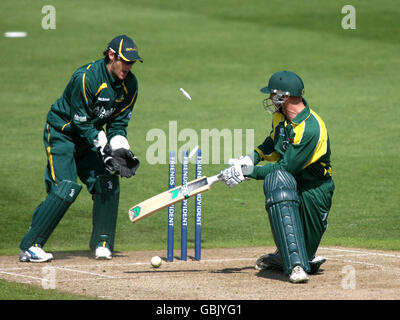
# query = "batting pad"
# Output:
<box><xmin>264</xmin><ymin>170</ymin><xmax>310</xmax><ymax>275</ymax></box>
<box><xmin>90</xmin><ymin>174</ymin><xmax>120</xmax><ymax>251</ymax></box>
<box><xmin>20</xmin><ymin>180</ymin><xmax>82</xmax><ymax>250</ymax></box>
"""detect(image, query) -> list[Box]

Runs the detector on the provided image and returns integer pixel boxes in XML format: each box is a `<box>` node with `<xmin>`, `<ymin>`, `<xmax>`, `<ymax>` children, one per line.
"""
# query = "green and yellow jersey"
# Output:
<box><xmin>248</xmin><ymin>99</ymin><xmax>332</xmax><ymax>183</ymax></box>
<box><xmin>46</xmin><ymin>58</ymin><xmax>138</xmax><ymax>146</ymax></box>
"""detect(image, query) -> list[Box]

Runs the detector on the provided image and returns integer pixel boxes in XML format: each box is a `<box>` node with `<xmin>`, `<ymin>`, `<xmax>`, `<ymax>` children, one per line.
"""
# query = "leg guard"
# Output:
<box><xmin>20</xmin><ymin>180</ymin><xmax>82</xmax><ymax>250</ymax></box>
<box><xmin>264</xmin><ymin>170</ymin><xmax>310</xmax><ymax>275</ymax></box>
<box><xmin>89</xmin><ymin>174</ymin><xmax>120</xmax><ymax>251</ymax></box>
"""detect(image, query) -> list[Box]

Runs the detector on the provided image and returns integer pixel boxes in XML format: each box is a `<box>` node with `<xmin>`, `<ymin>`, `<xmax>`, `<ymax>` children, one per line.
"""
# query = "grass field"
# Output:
<box><xmin>1</xmin><ymin>0</ymin><xmax>399</xmax><ymax>299</ymax></box>
<box><xmin>0</xmin><ymin>279</ymin><xmax>93</xmax><ymax>300</ymax></box>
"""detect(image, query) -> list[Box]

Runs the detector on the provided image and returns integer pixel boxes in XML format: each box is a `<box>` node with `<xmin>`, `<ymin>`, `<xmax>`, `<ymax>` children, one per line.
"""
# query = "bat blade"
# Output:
<box><xmin>129</xmin><ymin>175</ymin><xmax>220</xmax><ymax>223</ymax></box>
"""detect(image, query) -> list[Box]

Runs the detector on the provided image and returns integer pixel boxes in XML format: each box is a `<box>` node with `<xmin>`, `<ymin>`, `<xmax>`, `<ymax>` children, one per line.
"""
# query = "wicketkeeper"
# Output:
<box><xmin>220</xmin><ymin>71</ymin><xmax>335</xmax><ymax>283</ymax></box>
<box><xmin>19</xmin><ymin>35</ymin><xmax>142</xmax><ymax>262</ymax></box>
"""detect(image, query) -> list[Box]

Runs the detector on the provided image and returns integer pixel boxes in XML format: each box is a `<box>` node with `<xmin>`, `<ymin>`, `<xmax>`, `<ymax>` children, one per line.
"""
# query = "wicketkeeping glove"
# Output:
<box><xmin>111</xmin><ymin>148</ymin><xmax>140</xmax><ymax>178</ymax></box>
<box><xmin>101</xmin><ymin>144</ymin><xmax>121</xmax><ymax>174</ymax></box>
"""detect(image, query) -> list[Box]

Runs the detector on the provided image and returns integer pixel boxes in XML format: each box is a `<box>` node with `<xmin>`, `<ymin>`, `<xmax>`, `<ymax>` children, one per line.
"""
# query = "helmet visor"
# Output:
<box><xmin>263</xmin><ymin>90</ymin><xmax>290</xmax><ymax>114</ymax></box>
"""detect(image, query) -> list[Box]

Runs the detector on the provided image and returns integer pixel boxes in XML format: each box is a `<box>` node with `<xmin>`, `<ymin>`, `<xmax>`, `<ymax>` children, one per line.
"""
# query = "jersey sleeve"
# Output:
<box><xmin>68</xmin><ymin>72</ymin><xmax>100</xmax><ymax>145</ymax></box>
<box><xmin>254</xmin><ymin>136</ymin><xmax>280</xmax><ymax>163</ymax></box>
<box><xmin>106</xmin><ymin>76</ymin><xmax>138</xmax><ymax>140</ymax></box>
<box><xmin>253</xmin><ymin>113</ymin><xmax>283</xmax><ymax>164</ymax></box>
<box><xmin>247</xmin><ymin>125</ymin><xmax>320</xmax><ymax>180</ymax></box>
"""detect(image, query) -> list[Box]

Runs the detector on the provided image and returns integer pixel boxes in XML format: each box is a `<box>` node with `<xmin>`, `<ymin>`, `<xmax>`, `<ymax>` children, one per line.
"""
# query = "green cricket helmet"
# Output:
<box><xmin>260</xmin><ymin>71</ymin><xmax>305</xmax><ymax>114</ymax></box>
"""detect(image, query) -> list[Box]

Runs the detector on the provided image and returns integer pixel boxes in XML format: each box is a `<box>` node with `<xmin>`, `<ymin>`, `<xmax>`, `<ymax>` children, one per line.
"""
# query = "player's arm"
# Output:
<box><xmin>229</xmin><ymin>113</ymin><xmax>281</xmax><ymax>169</ymax></box>
<box><xmin>254</xmin><ymin>136</ymin><xmax>280</xmax><ymax>163</ymax></box>
<box><xmin>67</xmin><ymin>72</ymin><xmax>119</xmax><ymax>172</ymax></box>
<box><xmin>223</xmin><ymin>128</ymin><xmax>278</xmax><ymax>187</ymax></box>
<box><xmin>227</xmin><ymin>131</ymin><xmax>279</xmax><ymax>179</ymax></box>
<box><xmin>247</xmin><ymin>128</ymin><xmax>320</xmax><ymax>180</ymax></box>
<box><xmin>106</xmin><ymin>97</ymin><xmax>135</xmax><ymax>141</ymax></box>
<box><xmin>67</xmin><ymin>71</ymin><xmax>111</xmax><ymax>153</ymax></box>
<box><xmin>252</xmin><ymin>112</ymin><xmax>284</xmax><ymax>164</ymax></box>
<box><xmin>106</xmin><ymin>77</ymin><xmax>140</xmax><ymax>178</ymax></box>
<box><xmin>107</xmin><ymin>76</ymin><xmax>138</xmax><ymax>140</ymax></box>
<box><xmin>67</xmin><ymin>72</ymin><xmax>99</xmax><ymax>144</ymax></box>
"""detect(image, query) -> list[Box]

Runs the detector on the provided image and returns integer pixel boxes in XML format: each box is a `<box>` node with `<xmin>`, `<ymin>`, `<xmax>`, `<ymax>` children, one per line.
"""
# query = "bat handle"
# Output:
<box><xmin>207</xmin><ymin>174</ymin><xmax>222</xmax><ymax>186</ymax></box>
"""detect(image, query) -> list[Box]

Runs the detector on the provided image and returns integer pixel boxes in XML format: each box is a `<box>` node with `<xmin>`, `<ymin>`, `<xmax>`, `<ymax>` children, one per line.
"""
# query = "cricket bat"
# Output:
<box><xmin>129</xmin><ymin>174</ymin><xmax>221</xmax><ymax>223</ymax></box>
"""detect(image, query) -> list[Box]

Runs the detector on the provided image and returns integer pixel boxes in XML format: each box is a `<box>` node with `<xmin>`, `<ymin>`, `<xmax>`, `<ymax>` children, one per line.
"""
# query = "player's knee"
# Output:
<box><xmin>263</xmin><ymin>170</ymin><xmax>299</xmax><ymax>210</ymax></box>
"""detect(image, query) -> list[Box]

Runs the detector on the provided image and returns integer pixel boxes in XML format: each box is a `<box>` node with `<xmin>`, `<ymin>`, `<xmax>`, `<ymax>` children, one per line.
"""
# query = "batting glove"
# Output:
<box><xmin>220</xmin><ymin>164</ymin><xmax>247</xmax><ymax>188</ymax></box>
<box><xmin>228</xmin><ymin>155</ymin><xmax>253</xmax><ymax>167</ymax></box>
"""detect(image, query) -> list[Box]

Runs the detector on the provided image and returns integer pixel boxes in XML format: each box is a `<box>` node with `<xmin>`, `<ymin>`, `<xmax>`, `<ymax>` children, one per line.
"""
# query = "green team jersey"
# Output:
<box><xmin>248</xmin><ymin>99</ymin><xmax>332</xmax><ymax>184</ymax></box>
<box><xmin>46</xmin><ymin>58</ymin><xmax>138</xmax><ymax>146</ymax></box>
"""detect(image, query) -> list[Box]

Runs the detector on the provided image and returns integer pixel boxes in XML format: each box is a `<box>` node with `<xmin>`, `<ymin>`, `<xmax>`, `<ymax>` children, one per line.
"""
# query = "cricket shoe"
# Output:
<box><xmin>255</xmin><ymin>250</ymin><xmax>283</xmax><ymax>271</ymax></box>
<box><xmin>256</xmin><ymin>250</ymin><xmax>326</xmax><ymax>274</ymax></box>
<box><xmin>95</xmin><ymin>242</ymin><xmax>112</xmax><ymax>260</ymax></box>
<box><xmin>289</xmin><ymin>266</ymin><xmax>309</xmax><ymax>283</ymax></box>
<box><xmin>309</xmin><ymin>256</ymin><xmax>326</xmax><ymax>274</ymax></box>
<box><xmin>20</xmin><ymin>245</ymin><xmax>53</xmax><ymax>263</ymax></box>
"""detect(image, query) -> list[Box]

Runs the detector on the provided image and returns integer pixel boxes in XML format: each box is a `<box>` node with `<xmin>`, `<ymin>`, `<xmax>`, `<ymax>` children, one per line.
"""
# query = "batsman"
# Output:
<box><xmin>19</xmin><ymin>35</ymin><xmax>142</xmax><ymax>262</ymax></box>
<box><xmin>220</xmin><ymin>71</ymin><xmax>335</xmax><ymax>283</ymax></box>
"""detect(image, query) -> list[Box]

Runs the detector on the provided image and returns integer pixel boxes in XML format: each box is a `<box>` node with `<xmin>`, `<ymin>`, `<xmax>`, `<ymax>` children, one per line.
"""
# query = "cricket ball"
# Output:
<box><xmin>151</xmin><ymin>256</ymin><xmax>162</xmax><ymax>268</ymax></box>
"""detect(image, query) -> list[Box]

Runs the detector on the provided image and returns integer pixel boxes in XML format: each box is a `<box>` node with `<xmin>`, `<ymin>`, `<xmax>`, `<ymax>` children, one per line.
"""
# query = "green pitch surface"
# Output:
<box><xmin>1</xmin><ymin>0</ymin><xmax>399</xmax><ymax>260</ymax></box>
